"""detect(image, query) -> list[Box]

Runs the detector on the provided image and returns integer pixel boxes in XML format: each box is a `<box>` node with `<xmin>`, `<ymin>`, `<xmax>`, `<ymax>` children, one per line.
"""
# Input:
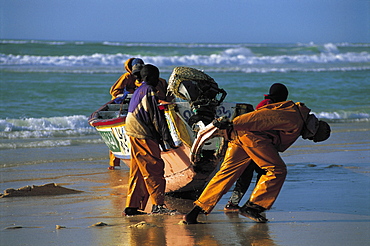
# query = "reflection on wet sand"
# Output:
<box><xmin>93</xmin><ymin>168</ymin><xmax>277</xmax><ymax>246</ymax></box>
<box><xmin>101</xmin><ymin>168</ymin><xmax>277</xmax><ymax>246</ymax></box>
<box><xmin>126</xmin><ymin>215</ymin><xmax>195</xmax><ymax>246</ymax></box>
<box><xmin>181</xmin><ymin>212</ymin><xmax>276</xmax><ymax>246</ymax></box>
<box><xmin>106</xmin><ymin>170</ymin><xmax>129</xmax><ymax>212</ymax></box>
<box><xmin>224</xmin><ymin>213</ymin><xmax>277</xmax><ymax>246</ymax></box>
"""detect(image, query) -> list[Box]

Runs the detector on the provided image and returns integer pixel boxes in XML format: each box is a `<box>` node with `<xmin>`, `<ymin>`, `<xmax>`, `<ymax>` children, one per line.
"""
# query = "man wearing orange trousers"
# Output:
<box><xmin>184</xmin><ymin>100</ymin><xmax>331</xmax><ymax>223</ymax></box>
<box><xmin>123</xmin><ymin>64</ymin><xmax>176</xmax><ymax>216</ymax></box>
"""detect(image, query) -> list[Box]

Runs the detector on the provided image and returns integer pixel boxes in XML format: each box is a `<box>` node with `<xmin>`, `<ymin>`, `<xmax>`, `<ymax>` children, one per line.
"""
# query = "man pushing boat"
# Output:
<box><xmin>184</xmin><ymin>94</ymin><xmax>331</xmax><ymax>223</ymax></box>
<box><xmin>123</xmin><ymin>64</ymin><xmax>177</xmax><ymax>216</ymax></box>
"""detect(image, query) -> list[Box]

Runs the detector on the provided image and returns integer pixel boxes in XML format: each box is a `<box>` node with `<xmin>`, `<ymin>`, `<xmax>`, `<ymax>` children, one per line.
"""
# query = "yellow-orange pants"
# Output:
<box><xmin>194</xmin><ymin>136</ymin><xmax>287</xmax><ymax>213</ymax></box>
<box><xmin>109</xmin><ymin>151</ymin><xmax>121</xmax><ymax>167</ymax></box>
<box><xmin>126</xmin><ymin>137</ymin><xmax>166</xmax><ymax>210</ymax></box>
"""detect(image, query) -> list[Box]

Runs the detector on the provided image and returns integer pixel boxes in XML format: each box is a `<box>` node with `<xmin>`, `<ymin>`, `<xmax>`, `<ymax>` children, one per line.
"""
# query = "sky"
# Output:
<box><xmin>0</xmin><ymin>0</ymin><xmax>369</xmax><ymax>44</ymax></box>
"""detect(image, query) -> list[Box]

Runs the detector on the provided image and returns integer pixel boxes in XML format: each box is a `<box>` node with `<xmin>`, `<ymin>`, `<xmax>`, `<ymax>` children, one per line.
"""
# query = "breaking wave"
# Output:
<box><xmin>1</xmin><ymin>50</ymin><xmax>369</xmax><ymax>67</ymax></box>
<box><xmin>0</xmin><ymin>115</ymin><xmax>94</xmax><ymax>139</ymax></box>
<box><xmin>2</xmin><ymin>40</ymin><xmax>369</xmax><ymax>73</ymax></box>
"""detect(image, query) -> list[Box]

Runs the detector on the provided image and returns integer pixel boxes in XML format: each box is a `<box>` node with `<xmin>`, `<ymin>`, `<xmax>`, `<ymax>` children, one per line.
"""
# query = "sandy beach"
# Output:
<box><xmin>1</xmin><ymin>122</ymin><xmax>369</xmax><ymax>246</ymax></box>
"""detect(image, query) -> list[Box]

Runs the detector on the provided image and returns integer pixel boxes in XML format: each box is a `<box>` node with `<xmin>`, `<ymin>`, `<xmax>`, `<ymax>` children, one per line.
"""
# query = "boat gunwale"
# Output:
<box><xmin>88</xmin><ymin>100</ymin><xmax>127</xmax><ymax>127</ymax></box>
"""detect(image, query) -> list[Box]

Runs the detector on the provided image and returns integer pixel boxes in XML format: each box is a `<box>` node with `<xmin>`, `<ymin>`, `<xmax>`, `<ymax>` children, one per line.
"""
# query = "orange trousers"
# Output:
<box><xmin>126</xmin><ymin>137</ymin><xmax>166</xmax><ymax>210</ymax></box>
<box><xmin>194</xmin><ymin>136</ymin><xmax>287</xmax><ymax>213</ymax></box>
<box><xmin>109</xmin><ymin>151</ymin><xmax>121</xmax><ymax>167</ymax></box>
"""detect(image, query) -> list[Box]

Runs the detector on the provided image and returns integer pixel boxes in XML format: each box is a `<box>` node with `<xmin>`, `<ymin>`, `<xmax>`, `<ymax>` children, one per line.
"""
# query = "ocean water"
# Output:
<box><xmin>0</xmin><ymin>40</ymin><xmax>369</xmax><ymax>151</ymax></box>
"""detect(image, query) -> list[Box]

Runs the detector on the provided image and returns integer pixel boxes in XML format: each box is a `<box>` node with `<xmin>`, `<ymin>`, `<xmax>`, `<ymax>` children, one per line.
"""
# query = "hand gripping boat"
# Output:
<box><xmin>88</xmin><ymin>67</ymin><xmax>253</xmax><ymax>196</ymax></box>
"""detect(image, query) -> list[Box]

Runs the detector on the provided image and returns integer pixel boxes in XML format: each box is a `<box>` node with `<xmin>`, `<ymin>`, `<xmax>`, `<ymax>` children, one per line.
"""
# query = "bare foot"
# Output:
<box><xmin>183</xmin><ymin>214</ymin><xmax>198</xmax><ymax>224</ymax></box>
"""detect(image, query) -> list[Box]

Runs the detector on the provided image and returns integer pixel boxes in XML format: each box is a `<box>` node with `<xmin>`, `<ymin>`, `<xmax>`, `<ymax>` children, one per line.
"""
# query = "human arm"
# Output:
<box><xmin>148</xmin><ymin>87</ymin><xmax>176</xmax><ymax>150</ymax></box>
<box><xmin>110</xmin><ymin>73</ymin><xmax>136</xmax><ymax>99</ymax></box>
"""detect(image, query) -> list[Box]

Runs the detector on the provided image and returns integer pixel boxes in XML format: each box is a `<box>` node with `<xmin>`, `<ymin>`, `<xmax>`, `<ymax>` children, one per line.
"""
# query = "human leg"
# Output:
<box><xmin>239</xmin><ymin>201</ymin><xmax>268</xmax><ymax>223</ymax></box>
<box><xmin>225</xmin><ymin>161</ymin><xmax>257</xmax><ymax>211</ymax></box>
<box><xmin>238</xmin><ymin>142</ymin><xmax>287</xmax><ymax>222</ymax></box>
<box><xmin>108</xmin><ymin>150</ymin><xmax>121</xmax><ymax>170</ymax></box>
<box><xmin>245</xmin><ymin>143</ymin><xmax>287</xmax><ymax>210</ymax></box>
<box><xmin>129</xmin><ymin>138</ymin><xmax>175</xmax><ymax>214</ymax></box>
<box><xmin>184</xmin><ymin>141</ymin><xmax>252</xmax><ymax>223</ymax></box>
<box><xmin>183</xmin><ymin>205</ymin><xmax>203</xmax><ymax>224</ymax></box>
<box><xmin>124</xmin><ymin>139</ymin><xmax>149</xmax><ymax>215</ymax></box>
<box><xmin>254</xmin><ymin>165</ymin><xmax>265</xmax><ymax>185</ymax></box>
<box><xmin>132</xmin><ymin>138</ymin><xmax>166</xmax><ymax>205</ymax></box>
<box><xmin>125</xmin><ymin>160</ymin><xmax>149</xmax><ymax>210</ymax></box>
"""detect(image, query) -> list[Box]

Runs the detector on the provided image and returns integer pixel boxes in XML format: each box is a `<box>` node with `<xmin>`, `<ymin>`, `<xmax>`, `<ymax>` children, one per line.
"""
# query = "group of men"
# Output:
<box><xmin>106</xmin><ymin>58</ymin><xmax>331</xmax><ymax>222</ymax></box>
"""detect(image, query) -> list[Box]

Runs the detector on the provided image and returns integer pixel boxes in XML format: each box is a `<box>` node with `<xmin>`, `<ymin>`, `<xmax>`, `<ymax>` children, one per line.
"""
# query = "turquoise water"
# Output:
<box><xmin>1</xmin><ymin>40</ymin><xmax>369</xmax><ymax>149</ymax></box>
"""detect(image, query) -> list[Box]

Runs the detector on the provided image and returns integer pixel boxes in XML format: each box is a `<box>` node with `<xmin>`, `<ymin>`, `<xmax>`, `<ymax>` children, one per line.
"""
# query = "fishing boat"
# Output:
<box><xmin>88</xmin><ymin>67</ymin><xmax>253</xmax><ymax>196</ymax></box>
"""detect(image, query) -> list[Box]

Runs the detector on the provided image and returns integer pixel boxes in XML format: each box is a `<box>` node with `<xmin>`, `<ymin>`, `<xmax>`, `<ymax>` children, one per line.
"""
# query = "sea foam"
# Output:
<box><xmin>0</xmin><ymin>115</ymin><xmax>94</xmax><ymax>139</ymax></box>
<box><xmin>1</xmin><ymin>50</ymin><xmax>369</xmax><ymax>68</ymax></box>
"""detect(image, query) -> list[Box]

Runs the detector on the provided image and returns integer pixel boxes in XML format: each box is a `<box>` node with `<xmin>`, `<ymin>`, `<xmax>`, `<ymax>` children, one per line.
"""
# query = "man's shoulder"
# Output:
<box><xmin>131</xmin><ymin>83</ymin><xmax>156</xmax><ymax>101</ymax></box>
<box><xmin>257</xmin><ymin>100</ymin><xmax>295</xmax><ymax>110</ymax></box>
<box><xmin>135</xmin><ymin>83</ymin><xmax>153</xmax><ymax>92</ymax></box>
<box><xmin>120</xmin><ymin>72</ymin><xmax>133</xmax><ymax>78</ymax></box>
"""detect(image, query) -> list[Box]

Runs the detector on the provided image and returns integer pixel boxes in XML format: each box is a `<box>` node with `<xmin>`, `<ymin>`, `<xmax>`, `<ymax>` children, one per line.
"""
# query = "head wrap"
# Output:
<box><xmin>131</xmin><ymin>58</ymin><xmax>145</xmax><ymax>76</ymax></box>
<box><xmin>131</xmin><ymin>58</ymin><xmax>144</xmax><ymax>67</ymax></box>
<box><xmin>132</xmin><ymin>64</ymin><xmax>144</xmax><ymax>77</ymax></box>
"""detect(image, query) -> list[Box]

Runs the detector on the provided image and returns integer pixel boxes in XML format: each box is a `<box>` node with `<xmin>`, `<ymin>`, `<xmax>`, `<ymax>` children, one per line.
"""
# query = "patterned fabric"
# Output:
<box><xmin>125</xmin><ymin>82</ymin><xmax>172</xmax><ymax>145</ymax></box>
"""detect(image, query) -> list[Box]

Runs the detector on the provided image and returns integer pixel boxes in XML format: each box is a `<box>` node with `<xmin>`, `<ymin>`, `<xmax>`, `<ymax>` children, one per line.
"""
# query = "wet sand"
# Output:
<box><xmin>1</xmin><ymin>122</ymin><xmax>369</xmax><ymax>246</ymax></box>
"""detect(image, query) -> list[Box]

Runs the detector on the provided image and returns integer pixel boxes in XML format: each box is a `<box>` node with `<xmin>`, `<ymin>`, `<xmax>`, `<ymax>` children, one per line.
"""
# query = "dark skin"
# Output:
<box><xmin>183</xmin><ymin>205</ymin><xmax>202</xmax><ymax>224</ymax></box>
